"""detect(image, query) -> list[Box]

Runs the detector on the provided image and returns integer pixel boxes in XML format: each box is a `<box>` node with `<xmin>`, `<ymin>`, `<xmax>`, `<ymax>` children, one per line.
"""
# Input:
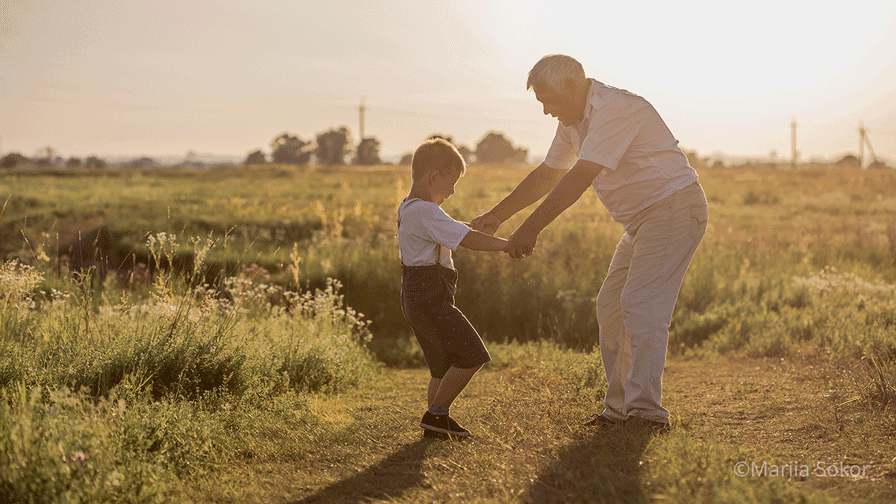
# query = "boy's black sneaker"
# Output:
<box><xmin>422</xmin><ymin>429</ymin><xmax>450</xmax><ymax>439</ymax></box>
<box><xmin>420</xmin><ymin>411</ymin><xmax>472</xmax><ymax>438</ymax></box>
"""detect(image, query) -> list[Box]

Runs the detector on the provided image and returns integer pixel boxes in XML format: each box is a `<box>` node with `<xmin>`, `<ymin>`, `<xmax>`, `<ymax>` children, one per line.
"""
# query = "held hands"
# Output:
<box><xmin>470</xmin><ymin>212</ymin><xmax>501</xmax><ymax>236</ymax></box>
<box><xmin>506</xmin><ymin>225</ymin><xmax>537</xmax><ymax>260</ymax></box>
<box><xmin>471</xmin><ymin>211</ymin><xmax>536</xmax><ymax>260</ymax></box>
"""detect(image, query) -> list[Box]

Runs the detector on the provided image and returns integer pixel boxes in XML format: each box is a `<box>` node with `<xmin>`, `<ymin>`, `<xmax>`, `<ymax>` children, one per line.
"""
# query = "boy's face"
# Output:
<box><xmin>429</xmin><ymin>168</ymin><xmax>462</xmax><ymax>205</ymax></box>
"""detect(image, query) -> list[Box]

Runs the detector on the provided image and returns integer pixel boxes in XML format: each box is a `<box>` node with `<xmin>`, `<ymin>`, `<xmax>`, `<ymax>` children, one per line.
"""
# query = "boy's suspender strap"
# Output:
<box><xmin>396</xmin><ymin>198</ymin><xmax>423</xmax><ymax>230</ymax></box>
<box><xmin>398</xmin><ymin>198</ymin><xmax>425</xmax><ymax>267</ymax></box>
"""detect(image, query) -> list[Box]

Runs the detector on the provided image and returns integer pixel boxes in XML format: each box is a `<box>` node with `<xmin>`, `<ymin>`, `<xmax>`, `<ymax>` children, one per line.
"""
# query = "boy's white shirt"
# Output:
<box><xmin>398</xmin><ymin>198</ymin><xmax>470</xmax><ymax>269</ymax></box>
<box><xmin>543</xmin><ymin>78</ymin><xmax>698</xmax><ymax>229</ymax></box>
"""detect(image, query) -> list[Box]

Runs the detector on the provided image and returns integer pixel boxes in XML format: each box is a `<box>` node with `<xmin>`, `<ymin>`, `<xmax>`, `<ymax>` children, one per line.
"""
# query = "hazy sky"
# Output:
<box><xmin>2</xmin><ymin>0</ymin><xmax>895</xmax><ymax>163</ymax></box>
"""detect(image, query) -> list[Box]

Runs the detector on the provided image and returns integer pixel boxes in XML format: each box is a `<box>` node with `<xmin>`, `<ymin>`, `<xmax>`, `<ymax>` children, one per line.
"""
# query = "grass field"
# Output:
<box><xmin>1</xmin><ymin>162</ymin><xmax>895</xmax><ymax>502</ymax></box>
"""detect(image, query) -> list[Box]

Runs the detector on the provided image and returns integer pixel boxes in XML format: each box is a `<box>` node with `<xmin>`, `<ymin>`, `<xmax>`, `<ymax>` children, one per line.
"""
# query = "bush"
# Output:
<box><xmin>0</xmin><ymin>242</ymin><xmax>378</xmax><ymax>501</ymax></box>
<box><xmin>0</xmin><ymin>385</ymin><xmax>182</xmax><ymax>504</ymax></box>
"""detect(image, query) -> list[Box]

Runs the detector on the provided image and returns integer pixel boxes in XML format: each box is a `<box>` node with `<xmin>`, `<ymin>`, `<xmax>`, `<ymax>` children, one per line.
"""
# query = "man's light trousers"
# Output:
<box><xmin>597</xmin><ymin>182</ymin><xmax>708</xmax><ymax>424</ymax></box>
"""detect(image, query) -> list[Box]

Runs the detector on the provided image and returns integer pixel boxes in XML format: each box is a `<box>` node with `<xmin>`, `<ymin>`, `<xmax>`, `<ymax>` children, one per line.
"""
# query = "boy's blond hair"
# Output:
<box><xmin>412</xmin><ymin>138</ymin><xmax>466</xmax><ymax>181</ymax></box>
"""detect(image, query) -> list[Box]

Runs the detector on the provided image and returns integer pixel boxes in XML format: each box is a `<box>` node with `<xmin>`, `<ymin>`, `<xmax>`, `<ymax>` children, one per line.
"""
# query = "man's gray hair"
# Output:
<box><xmin>527</xmin><ymin>54</ymin><xmax>586</xmax><ymax>94</ymax></box>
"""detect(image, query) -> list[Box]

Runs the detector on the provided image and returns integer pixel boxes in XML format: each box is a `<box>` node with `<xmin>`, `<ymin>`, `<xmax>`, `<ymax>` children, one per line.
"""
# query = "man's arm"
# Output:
<box><xmin>471</xmin><ymin>163</ymin><xmax>567</xmax><ymax>233</ymax></box>
<box><xmin>507</xmin><ymin>160</ymin><xmax>604</xmax><ymax>258</ymax></box>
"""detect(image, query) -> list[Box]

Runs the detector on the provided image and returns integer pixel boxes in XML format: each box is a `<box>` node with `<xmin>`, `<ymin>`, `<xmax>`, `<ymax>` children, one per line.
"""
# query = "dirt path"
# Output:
<box><xmin>193</xmin><ymin>354</ymin><xmax>896</xmax><ymax>503</ymax></box>
<box><xmin>663</xmin><ymin>356</ymin><xmax>896</xmax><ymax>501</ymax></box>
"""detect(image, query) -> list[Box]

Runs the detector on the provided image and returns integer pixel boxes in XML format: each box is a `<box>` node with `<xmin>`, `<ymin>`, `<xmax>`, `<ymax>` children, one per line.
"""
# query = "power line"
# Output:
<box><xmin>365</xmin><ymin>104</ymin><xmax>544</xmax><ymax>124</ymax></box>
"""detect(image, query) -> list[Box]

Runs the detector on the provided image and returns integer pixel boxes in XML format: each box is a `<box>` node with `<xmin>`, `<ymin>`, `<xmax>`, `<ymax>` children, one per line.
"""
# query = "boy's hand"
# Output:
<box><xmin>471</xmin><ymin>212</ymin><xmax>501</xmax><ymax>235</ymax></box>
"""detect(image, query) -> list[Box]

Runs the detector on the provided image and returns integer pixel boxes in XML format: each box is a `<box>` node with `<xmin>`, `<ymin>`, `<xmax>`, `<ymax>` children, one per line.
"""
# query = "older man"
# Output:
<box><xmin>471</xmin><ymin>54</ymin><xmax>708</xmax><ymax>431</ymax></box>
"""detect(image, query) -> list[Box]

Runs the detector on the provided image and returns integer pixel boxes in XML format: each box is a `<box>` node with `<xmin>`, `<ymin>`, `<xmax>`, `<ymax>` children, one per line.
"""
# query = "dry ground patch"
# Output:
<box><xmin>187</xmin><ymin>354</ymin><xmax>896</xmax><ymax>503</ymax></box>
<box><xmin>665</xmin><ymin>355</ymin><xmax>896</xmax><ymax>502</ymax></box>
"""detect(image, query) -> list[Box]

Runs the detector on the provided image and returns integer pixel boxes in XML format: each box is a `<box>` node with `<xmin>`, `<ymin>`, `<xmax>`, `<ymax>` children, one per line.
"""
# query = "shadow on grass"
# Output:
<box><xmin>522</xmin><ymin>426</ymin><xmax>653</xmax><ymax>504</ymax></box>
<box><xmin>291</xmin><ymin>438</ymin><xmax>436</xmax><ymax>504</ymax></box>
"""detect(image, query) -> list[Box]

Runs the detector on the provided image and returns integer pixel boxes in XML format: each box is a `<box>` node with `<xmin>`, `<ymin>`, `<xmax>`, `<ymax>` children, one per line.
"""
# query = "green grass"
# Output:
<box><xmin>1</xmin><ymin>163</ymin><xmax>896</xmax><ymax>502</ymax></box>
<box><xmin>0</xmin><ymin>247</ymin><xmax>379</xmax><ymax>503</ymax></box>
<box><xmin>4</xmin><ymin>164</ymin><xmax>896</xmax><ymax>354</ymax></box>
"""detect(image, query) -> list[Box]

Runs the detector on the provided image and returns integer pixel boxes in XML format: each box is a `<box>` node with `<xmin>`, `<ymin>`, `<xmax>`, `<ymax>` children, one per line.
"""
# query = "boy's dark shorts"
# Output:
<box><xmin>401</xmin><ymin>264</ymin><xmax>491</xmax><ymax>379</ymax></box>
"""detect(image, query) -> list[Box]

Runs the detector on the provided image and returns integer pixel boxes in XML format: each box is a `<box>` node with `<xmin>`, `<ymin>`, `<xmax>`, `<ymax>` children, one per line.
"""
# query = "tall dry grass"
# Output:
<box><xmin>0</xmin><ymin>232</ymin><xmax>378</xmax><ymax>503</ymax></box>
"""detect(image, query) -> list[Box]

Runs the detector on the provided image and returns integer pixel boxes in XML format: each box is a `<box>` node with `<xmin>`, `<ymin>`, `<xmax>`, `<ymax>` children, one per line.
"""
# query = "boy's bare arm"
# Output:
<box><xmin>459</xmin><ymin>229</ymin><xmax>508</xmax><ymax>252</ymax></box>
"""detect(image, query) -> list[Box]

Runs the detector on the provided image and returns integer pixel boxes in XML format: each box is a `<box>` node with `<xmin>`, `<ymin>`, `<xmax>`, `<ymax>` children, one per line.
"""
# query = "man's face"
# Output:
<box><xmin>533</xmin><ymin>82</ymin><xmax>585</xmax><ymax>126</ymax></box>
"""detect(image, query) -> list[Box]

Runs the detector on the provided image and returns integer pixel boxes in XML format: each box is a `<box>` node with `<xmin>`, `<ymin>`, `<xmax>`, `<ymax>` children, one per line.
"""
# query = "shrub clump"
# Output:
<box><xmin>0</xmin><ymin>255</ymin><xmax>377</xmax><ymax>503</ymax></box>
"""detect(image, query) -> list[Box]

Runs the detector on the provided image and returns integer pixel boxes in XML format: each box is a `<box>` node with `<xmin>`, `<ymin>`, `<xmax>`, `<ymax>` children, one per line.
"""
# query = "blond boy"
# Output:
<box><xmin>398</xmin><ymin>138</ymin><xmax>508</xmax><ymax>438</ymax></box>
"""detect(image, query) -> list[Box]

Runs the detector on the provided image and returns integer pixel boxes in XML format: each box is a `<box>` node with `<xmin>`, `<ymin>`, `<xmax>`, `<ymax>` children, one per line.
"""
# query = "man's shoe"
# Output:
<box><xmin>623</xmin><ymin>416</ymin><xmax>672</xmax><ymax>434</ymax></box>
<box><xmin>420</xmin><ymin>411</ymin><xmax>473</xmax><ymax>438</ymax></box>
<box><xmin>583</xmin><ymin>413</ymin><xmax>620</xmax><ymax>428</ymax></box>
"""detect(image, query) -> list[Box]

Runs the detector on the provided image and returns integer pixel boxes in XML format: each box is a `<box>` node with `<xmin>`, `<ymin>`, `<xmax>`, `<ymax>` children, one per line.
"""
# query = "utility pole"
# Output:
<box><xmin>859</xmin><ymin>122</ymin><xmax>865</xmax><ymax>167</ymax></box>
<box><xmin>858</xmin><ymin>121</ymin><xmax>878</xmax><ymax>168</ymax></box>
<box><xmin>358</xmin><ymin>97</ymin><xmax>365</xmax><ymax>143</ymax></box>
<box><xmin>791</xmin><ymin>117</ymin><xmax>797</xmax><ymax>170</ymax></box>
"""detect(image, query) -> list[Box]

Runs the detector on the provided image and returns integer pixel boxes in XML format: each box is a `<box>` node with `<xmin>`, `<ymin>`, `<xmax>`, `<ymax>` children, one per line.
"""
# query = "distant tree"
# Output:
<box><xmin>399</xmin><ymin>152</ymin><xmax>413</xmax><ymax>165</ymax></box>
<box><xmin>1</xmin><ymin>152</ymin><xmax>29</xmax><ymax>169</ymax></box>
<box><xmin>180</xmin><ymin>151</ymin><xmax>205</xmax><ymax>168</ymax></box>
<box><xmin>475</xmin><ymin>131</ymin><xmax>527</xmax><ymax>164</ymax></box>
<box><xmin>354</xmin><ymin>137</ymin><xmax>382</xmax><ymax>165</ymax></box>
<box><xmin>66</xmin><ymin>157</ymin><xmax>82</xmax><ymax>168</ymax></box>
<box><xmin>428</xmin><ymin>134</ymin><xmax>473</xmax><ymax>164</ymax></box>
<box><xmin>428</xmin><ymin>134</ymin><xmax>454</xmax><ymax>143</ymax></box>
<box><xmin>245</xmin><ymin>149</ymin><xmax>267</xmax><ymax>165</ymax></box>
<box><xmin>682</xmin><ymin>149</ymin><xmax>709</xmax><ymax>169</ymax></box>
<box><xmin>457</xmin><ymin>145</ymin><xmax>474</xmax><ymax>164</ymax></box>
<box><xmin>270</xmin><ymin>133</ymin><xmax>311</xmax><ymax>164</ymax></box>
<box><xmin>34</xmin><ymin>146</ymin><xmax>61</xmax><ymax>166</ymax></box>
<box><xmin>316</xmin><ymin>127</ymin><xmax>351</xmax><ymax>165</ymax></box>
<box><xmin>129</xmin><ymin>157</ymin><xmax>158</xmax><ymax>169</ymax></box>
<box><xmin>835</xmin><ymin>154</ymin><xmax>861</xmax><ymax>169</ymax></box>
<box><xmin>84</xmin><ymin>156</ymin><xmax>107</xmax><ymax>169</ymax></box>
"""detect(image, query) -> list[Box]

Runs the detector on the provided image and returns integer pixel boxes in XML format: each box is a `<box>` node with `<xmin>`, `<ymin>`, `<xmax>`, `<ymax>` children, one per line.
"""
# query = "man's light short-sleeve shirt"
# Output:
<box><xmin>543</xmin><ymin>79</ymin><xmax>698</xmax><ymax>228</ymax></box>
<box><xmin>397</xmin><ymin>198</ymin><xmax>470</xmax><ymax>269</ymax></box>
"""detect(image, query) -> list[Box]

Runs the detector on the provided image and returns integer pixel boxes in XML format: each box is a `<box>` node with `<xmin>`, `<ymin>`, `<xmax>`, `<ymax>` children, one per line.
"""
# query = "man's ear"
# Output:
<box><xmin>562</xmin><ymin>77</ymin><xmax>577</xmax><ymax>94</ymax></box>
<box><xmin>566</xmin><ymin>76</ymin><xmax>587</xmax><ymax>97</ymax></box>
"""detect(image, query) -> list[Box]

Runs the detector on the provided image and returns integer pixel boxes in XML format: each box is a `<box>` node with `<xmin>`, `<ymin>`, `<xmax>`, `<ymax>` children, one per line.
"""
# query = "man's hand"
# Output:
<box><xmin>502</xmin><ymin>160</ymin><xmax>603</xmax><ymax>260</ymax></box>
<box><xmin>470</xmin><ymin>212</ymin><xmax>501</xmax><ymax>235</ymax></box>
<box><xmin>506</xmin><ymin>225</ymin><xmax>537</xmax><ymax>260</ymax></box>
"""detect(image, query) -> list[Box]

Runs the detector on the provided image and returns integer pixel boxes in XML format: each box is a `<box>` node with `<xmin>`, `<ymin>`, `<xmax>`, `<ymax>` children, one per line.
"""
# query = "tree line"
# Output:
<box><xmin>0</xmin><ymin>128</ymin><xmax>528</xmax><ymax>169</ymax></box>
<box><xmin>0</xmin><ymin>148</ymin><xmax>109</xmax><ymax>170</ymax></box>
<box><xmin>249</xmin><ymin>128</ymin><xmax>529</xmax><ymax>166</ymax></box>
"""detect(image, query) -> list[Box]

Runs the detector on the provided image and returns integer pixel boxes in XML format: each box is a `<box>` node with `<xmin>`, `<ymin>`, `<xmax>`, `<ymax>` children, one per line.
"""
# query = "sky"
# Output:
<box><xmin>2</xmin><ymin>0</ymin><xmax>895</xmax><ymax>164</ymax></box>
